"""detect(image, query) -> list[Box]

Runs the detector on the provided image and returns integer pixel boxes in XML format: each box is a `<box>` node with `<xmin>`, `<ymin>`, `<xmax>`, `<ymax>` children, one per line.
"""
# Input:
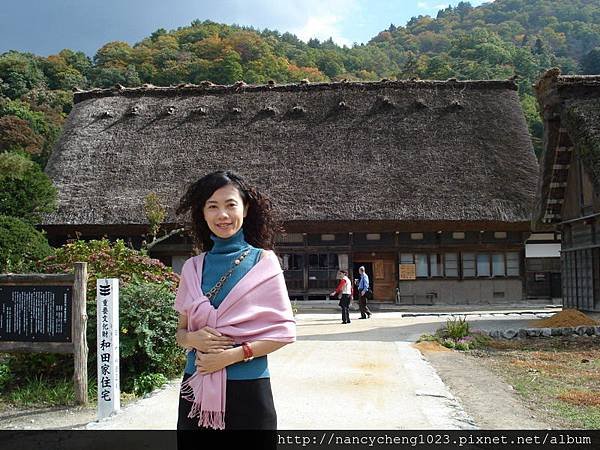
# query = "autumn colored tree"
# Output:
<box><xmin>0</xmin><ymin>116</ymin><xmax>43</xmax><ymax>154</ymax></box>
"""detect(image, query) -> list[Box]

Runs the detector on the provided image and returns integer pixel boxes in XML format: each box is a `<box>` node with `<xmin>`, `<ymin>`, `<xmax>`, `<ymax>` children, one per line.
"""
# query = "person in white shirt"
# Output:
<box><xmin>330</xmin><ymin>269</ymin><xmax>352</xmax><ymax>324</ymax></box>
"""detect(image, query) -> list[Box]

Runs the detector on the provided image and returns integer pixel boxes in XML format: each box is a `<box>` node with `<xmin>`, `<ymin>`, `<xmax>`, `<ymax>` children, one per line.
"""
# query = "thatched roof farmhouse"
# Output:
<box><xmin>44</xmin><ymin>79</ymin><xmax>538</xmax><ymax>303</ymax></box>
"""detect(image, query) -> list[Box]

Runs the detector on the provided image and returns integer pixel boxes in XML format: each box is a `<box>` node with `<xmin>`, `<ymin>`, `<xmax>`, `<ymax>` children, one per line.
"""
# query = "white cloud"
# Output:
<box><xmin>287</xmin><ymin>0</ymin><xmax>358</xmax><ymax>47</ymax></box>
<box><xmin>292</xmin><ymin>14</ymin><xmax>351</xmax><ymax>46</ymax></box>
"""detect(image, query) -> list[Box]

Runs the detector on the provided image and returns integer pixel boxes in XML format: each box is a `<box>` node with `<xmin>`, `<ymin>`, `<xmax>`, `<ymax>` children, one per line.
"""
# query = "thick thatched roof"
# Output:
<box><xmin>533</xmin><ymin>69</ymin><xmax>600</xmax><ymax>227</ymax></box>
<box><xmin>43</xmin><ymin>79</ymin><xmax>537</xmax><ymax>232</ymax></box>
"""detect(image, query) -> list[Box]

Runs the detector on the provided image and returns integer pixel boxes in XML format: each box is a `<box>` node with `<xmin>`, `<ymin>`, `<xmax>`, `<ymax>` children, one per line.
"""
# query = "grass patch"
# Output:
<box><xmin>4</xmin><ymin>376</ymin><xmax>96</xmax><ymax>407</ymax></box>
<box><xmin>550</xmin><ymin>401</ymin><xmax>600</xmax><ymax>429</ymax></box>
<box><xmin>475</xmin><ymin>335</ymin><xmax>600</xmax><ymax>429</ymax></box>
<box><xmin>0</xmin><ymin>375</ymin><xmax>139</xmax><ymax>409</ymax></box>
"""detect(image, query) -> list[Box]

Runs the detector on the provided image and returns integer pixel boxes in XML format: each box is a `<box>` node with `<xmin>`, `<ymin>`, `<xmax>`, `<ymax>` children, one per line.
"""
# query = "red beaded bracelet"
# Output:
<box><xmin>242</xmin><ymin>342</ymin><xmax>254</xmax><ymax>362</ymax></box>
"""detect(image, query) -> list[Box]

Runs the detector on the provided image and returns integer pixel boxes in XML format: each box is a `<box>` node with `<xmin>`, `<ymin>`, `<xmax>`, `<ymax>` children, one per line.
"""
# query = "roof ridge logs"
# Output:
<box><xmin>73</xmin><ymin>79</ymin><xmax>518</xmax><ymax>104</ymax></box>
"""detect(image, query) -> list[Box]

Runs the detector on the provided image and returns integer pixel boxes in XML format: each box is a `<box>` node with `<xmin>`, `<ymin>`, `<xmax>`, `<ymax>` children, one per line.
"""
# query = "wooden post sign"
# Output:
<box><xmin>0</xmin><ymin>262</ymin><xmax>88</xmax><ymax>404</ymax></box>
<box><xmin>96</xmin><ymin>278</ymin><xmax>120</xmax><ymax>419</ymax></box>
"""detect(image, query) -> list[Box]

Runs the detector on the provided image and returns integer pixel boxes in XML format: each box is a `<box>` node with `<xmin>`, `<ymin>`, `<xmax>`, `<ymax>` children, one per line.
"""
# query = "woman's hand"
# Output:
<box><xmin>195</xmin><ymin>340</ymin><xmax>290</xmax><ymax>375</ymax></box>
<box><xmin>187</xmin><ymin>326</ymin><xmax>234</xmax><ymax>353</ymax></box>
<box><xmin>195</xmin><ymin>350</ymin><xmax>236</xmax><ymax>375</ymax></box>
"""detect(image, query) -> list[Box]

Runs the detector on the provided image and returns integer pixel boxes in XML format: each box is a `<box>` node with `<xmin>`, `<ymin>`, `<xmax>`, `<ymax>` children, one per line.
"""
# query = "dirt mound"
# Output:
<box><xmin>413</xmin><ymin>341</ymin><xmax>451</xmax><ymax>352</ymax></box>
<box><xmin>529</xmin><ymin>309</ymin><xmax>599</xmax><ymax>328</ymax></box>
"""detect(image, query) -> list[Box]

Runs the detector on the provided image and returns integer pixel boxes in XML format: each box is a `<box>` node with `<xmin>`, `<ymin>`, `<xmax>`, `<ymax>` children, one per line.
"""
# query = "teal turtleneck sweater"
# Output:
<box><xmin>183</xmin><ymin>228</ymin><xmax>269</xmax><ymax>379</ymax></box>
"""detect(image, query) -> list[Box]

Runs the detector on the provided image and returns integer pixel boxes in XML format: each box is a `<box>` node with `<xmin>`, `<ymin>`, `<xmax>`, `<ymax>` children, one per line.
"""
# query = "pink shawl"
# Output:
<box><xmin>173</xmin><ymin>250</ymin><xmax>296</xmax><ymax>429</ymax></box>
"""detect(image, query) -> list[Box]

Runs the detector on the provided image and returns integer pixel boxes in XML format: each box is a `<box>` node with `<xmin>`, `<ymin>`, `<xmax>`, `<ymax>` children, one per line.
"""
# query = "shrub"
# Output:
<box><xmin>426</xmin><ymin>322</ymin><xmax>491</xmax><ymax>352</ymax></box>
<box><xmin>0</xmin><ymin>360</ymin><xmax>10</xmax><ymax>391</ymax></box>
<box><xmin>119</xmin><ymin>281</ymin><xmax>185</xmax><ymax>392</ymax></box>
<box><xmin>133</xmin><ymin>372</ymin><xmax>169</xmax><ymax>396</ymax></box>
<box><xmin>445</xmin><ymin>315</ymin><xmax>470</xmax><ymax>340</ymax></box>
<box><xmin>417</xmin><ymin>333</ymin><xmax>438</xmax><ymax>342</ymax></box>
<box><xmin>441</xmin><ymin>338</ymin><xmax>456</xmax><ymax>349</ymax></box>
<box><xmin>0</xmin><ymin>215</ymin><xmax>53</xmax><ymax>272</ymax></box>
<box><xmin>468</xmin><ymin>330</ymin><xmax>492</xmax><ymax>349</ymax></box>
<box><xmin>37</xmin><ymin>238</ymin><xmax>179</xmax><ymax>288</ymax></box>
<box><xmin>455</xmin><ymin>342</ymin><xmax>469</xmax><ymax>351</ymax></box>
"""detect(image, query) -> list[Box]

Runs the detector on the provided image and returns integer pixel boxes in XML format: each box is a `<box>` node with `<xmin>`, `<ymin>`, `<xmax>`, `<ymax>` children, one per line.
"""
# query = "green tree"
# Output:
<box><xmin>94</xmin><ymin>41</ymin><xmax>134</xmax><ymax>67</ymax></box>
<box><xmin>423</xmin><ymin>55</ymin><xmax>454</xmax><ymax>79</ymax></box>
<box><xmin>399</xmin><ymin>53</ymin><xmax>422</xmax><ymax>79</ymax></box>
<box><xmin>211</xmin><ymin>50</ymin><xmax>243</xmax><ymax>84</ymax></box>
<box><xmin>0</xmin><ymin>99</ymin><xmax>53</xmax><ymax>138</ymax></box>
<box><xmin>0</xmin><ymin>215</ymin><xmax>53</xmax><ymax>273</ymax></box>
<box><xmin>0</xmin><ymin>152</ymin><xmax>57</xmax><ymax>224</ymax></box>
<box><xmin>581</xmin><ymin>47</ymin><xmax>600</xmax><ymax>74</ymax></box>
<box><xmin>21</xmin><ymin>88</ymin><xmax>74</xmax><ymax>114</ymax></box>
<box><xmin>124</xmin><ymin>64</ymin><xmax>142</xmax><ymax>86</ymax></box>
<box><xmin>0</xmin><ymin>51</ymin><xmax>46</xmax><ymax>99</ymax></box>
<box><xmin>90</xmin><ymin>66</ymin><xmax>127</xmax><ymax>87</ymax></box>
<box><xmin>520</xmin><ymin>93</ymin><xmax>544</xmax><ymax>156</ymax></box>
<box><xmin>0</xmin><ymin>98</ymin><xmax>63</xmax><ymax>163</ymax></box>
<box><xmin>316</xmin><ymin>50</ymin><xmax>345</xmax><ymax>79</ymax></box>
<box><xmin>58</xmin><ymin>49</ymin><xmax>92</xmax><ymax>77</ymax></box>
<box><xmin>144</xmin><ymin>192</ymin><xmax>166</xmax><ymax>240</ymax></box>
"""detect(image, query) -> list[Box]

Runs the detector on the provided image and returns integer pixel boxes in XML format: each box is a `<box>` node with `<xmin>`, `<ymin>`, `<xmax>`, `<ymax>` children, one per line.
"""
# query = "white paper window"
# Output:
<box><xmin>452</xmin><ymin>232</ymin><xmax>465</xmax><ymax>239</ymax></box>
<box><xmin>462</xmin><ymin>253</ymin><xmax>475</xmax><ymax>277</ymax></box>
<box><xmin>410</xmin><ymin>233</ymin><xmax>423</xmax><ymax>240</ymax></box>
<box><xmin>492</xmin><ymin>253</ymin><xmax>505</xmax><ymax>276</ymax></box>
<box><xmin>506</xmin><ymin>252</ymin><xmax>520</xmax><ymax>276</ymax></box>
<box><xmin>430</xmin><ymin>254</ymin><xmax>443</xmax><ymax>277</ymax></box>
<box><xmin>494</xmin><ymin>231</ymin><xmax>507</xmax><ymax>239</ymax></box>
<box><xmin>321</xmin><ymin>234</ymin><xmax>335</xmax><ymax>241</ymax></box>
<box><xmin>444</xmin><ymin>253</ymin><xmax>458</xmax><ymax>277</ymax></box>
<box><xmin>416</xmin><ymin>254</ymin><xmax>428</xmax><ymax>277</ymax></box>
<box><xmin>366</xmin><ymin>233</ymin><xmax>381</xmax><ymax>240</ymax></box>
<box><xmin>477</xmin><ymin>254</ymin><xmax>490</xmax><ymax>277</ymax></box>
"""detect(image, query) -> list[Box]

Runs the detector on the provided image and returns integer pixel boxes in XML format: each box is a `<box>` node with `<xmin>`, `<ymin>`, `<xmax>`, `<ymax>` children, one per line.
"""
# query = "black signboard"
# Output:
<box><xmin>0</xmin><ymin>285</ymin><xmax>72</xmax><ymax>342</ymax></box>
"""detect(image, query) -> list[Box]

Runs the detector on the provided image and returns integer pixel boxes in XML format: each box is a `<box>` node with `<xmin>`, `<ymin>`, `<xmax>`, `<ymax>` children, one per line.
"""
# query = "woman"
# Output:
<box><xmin>330</xmin><ymin>269</ymin><xmax>352</xmax><ymax>324</ymax></box>
<box><xmin>173</xmin><ymin>170</ymin><xmax>296</xmax><ymax>432</ymax></box>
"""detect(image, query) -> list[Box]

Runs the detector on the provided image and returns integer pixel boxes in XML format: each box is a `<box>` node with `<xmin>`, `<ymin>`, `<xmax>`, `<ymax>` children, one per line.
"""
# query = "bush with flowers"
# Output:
<box><xmin>418</xmin><ymin>316</ymin><xmax>491</xmax><ymax>351</ymax></box>
<box><xmin>2</xmin><ymin>239</ymin><xmax>185</xmax><ymax>397</ymax></box>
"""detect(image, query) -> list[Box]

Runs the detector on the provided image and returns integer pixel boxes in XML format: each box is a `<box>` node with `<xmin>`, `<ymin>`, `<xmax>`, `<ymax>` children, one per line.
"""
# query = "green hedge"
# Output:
<box><xmin>0</xmin><ymin>215</ymin><xmax>53</xmax><ymax>272</ymax></box>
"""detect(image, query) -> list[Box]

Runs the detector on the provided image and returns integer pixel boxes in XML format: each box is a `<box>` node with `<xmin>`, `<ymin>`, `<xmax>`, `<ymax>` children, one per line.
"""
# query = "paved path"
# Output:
<box><xmin>86</xmin><ymin>311</ymin><xmax>552</xmax><ymax>429</ymax></box>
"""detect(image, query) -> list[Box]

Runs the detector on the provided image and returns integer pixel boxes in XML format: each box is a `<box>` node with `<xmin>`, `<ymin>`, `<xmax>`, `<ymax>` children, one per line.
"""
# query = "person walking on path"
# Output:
<box><xmin>173</xmin><ymin>170</ymin><xmax>296</xmax><ymax>435</ymax></box>
<box><xmin>357</xmin><ymin>266</ymin><xmax>372</xmax><ymax>319</ymax></box>
<box><xmin>330</xmin><ymin>269</ymin><xmax>352</xmax><ymax>324</ymax></box>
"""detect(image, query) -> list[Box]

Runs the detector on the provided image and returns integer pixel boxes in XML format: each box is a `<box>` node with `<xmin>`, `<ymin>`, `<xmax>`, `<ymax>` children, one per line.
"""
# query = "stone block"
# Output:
<box><xmin>526</xmin><ymin>328</ymin><xmax>542</xmax><ymax>337</ymax></box>
<box><xmin>502</xmin><ymin>329</ymin><xmax>518</xmax><ymax>339</ymax></box>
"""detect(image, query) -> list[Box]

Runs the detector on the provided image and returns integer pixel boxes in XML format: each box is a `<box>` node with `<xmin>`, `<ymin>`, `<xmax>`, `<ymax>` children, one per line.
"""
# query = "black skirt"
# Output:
<box><xmin>177</xmin><ymin>373</ymin><xmax>277</xmax><ymax>430</ymax></box>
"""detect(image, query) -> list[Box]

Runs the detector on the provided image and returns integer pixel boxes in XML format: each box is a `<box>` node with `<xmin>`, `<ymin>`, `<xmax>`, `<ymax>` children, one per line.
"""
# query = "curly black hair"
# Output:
<box><xmin>176</xmin><ymin>170</ymin><xmax>282</xmax><ymax>252</ymax></box>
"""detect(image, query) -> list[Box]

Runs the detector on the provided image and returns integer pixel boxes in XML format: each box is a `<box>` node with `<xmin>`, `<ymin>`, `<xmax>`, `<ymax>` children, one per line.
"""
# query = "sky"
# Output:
<box><xmin>0</xmin><ymin>0</ymin><xmax>492</xmax><ymax>58</ymax></box>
